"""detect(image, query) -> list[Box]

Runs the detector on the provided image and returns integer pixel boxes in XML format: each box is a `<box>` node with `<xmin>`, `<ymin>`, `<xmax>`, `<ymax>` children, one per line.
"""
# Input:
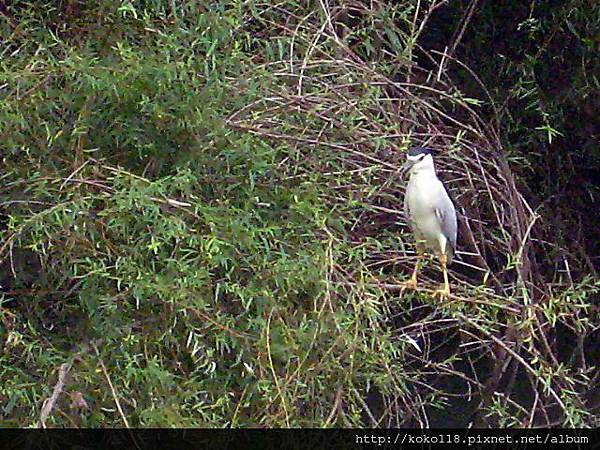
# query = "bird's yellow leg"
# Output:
<box><xmin>403</xmin><ymin>245</ymin><xmax>424</xmax><ymax>289</ymax></box>
<box><xmin>403</xmin><ymin>260</ymin><xmax>419</xmax><ymax>289</ymax></box>
<box><xmin>434</xmin><ymin>253</ymin><xmax>451</xmax><ymax>298</ymax></box>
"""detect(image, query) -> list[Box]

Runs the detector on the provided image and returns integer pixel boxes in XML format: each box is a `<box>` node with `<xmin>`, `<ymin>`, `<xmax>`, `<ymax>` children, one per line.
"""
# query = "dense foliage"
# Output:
<box><xmin>1</xmin><ymin>1</ymin><xmax>598</xmax><ymax>427</ymax></box>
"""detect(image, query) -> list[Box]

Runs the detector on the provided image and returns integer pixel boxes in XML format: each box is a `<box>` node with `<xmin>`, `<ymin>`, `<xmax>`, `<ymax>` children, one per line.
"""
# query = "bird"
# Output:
<box><xmin>401</xmin><ymin>146</ymin><xmax>457</xmax><ymax>298</ymax></box>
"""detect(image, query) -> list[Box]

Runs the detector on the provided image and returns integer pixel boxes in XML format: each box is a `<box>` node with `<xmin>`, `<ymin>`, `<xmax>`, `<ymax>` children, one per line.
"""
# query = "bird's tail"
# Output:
<box><xmin>446</xmin><ymin>244</ymin><xmax>455</xmax><ymax>266</ymax></box>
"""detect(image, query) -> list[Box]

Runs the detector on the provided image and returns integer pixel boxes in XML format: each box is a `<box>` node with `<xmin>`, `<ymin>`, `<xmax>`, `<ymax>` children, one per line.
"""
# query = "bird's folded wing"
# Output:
<box><xmin>433</xmin><ymin>185</ymin><xmax>458</xmax><ymax>250</ymax></box>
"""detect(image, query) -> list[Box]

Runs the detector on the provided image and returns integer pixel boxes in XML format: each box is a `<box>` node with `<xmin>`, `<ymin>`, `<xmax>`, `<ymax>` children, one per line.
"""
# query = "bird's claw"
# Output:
<box><xmin>433</xmin><ymin>286</ymin><xmax>451</xmax><ymax>299</ymax></box>
<box><xmin>401</xmin><ymin>277</ymin><xmax>418</xmax><ymax>290</ymax></box>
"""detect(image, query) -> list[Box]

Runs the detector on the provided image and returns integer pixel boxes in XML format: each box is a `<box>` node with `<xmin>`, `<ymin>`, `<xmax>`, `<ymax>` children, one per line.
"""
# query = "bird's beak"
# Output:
<box><xmin>400</xmin><ymin>161</ymin><xmax>413</xmax><ymax>177</ymax></box>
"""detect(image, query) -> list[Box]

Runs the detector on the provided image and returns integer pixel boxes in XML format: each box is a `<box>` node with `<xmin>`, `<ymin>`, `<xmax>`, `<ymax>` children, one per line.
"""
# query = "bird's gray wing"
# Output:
<box><xmin>433</xmin><ymin>181</ymin><xmax>458</xmax><ymax>252</ymax></box>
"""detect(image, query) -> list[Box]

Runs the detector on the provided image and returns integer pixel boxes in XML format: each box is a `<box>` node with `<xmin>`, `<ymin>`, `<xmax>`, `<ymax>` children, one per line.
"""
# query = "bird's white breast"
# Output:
<box><xmin>406</xmin><ymin>173</ymin><xmax>444</xmax><ymax>244</ymax></box>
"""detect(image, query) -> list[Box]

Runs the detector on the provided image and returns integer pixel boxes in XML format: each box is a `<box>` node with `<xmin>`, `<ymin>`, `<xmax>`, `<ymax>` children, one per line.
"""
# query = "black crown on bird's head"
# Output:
<box><xmin>408</xmin><ymin>146</ymin><xmax>435</xmax><ymax>157</ymax></box>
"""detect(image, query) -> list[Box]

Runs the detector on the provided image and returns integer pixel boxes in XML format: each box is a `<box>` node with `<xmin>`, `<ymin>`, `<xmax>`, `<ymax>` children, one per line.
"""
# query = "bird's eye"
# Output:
<box><xmin>418</xmin><ymin>155</ymin><xmax>425</xmax><ymax>161</ymax></box>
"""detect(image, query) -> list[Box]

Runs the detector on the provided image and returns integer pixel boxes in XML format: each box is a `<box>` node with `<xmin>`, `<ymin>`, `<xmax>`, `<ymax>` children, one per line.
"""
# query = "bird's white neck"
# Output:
<box><xmin>408</xmin><ymin>155</ymin><xmax>437</xmax><ymax>178</ymax></box>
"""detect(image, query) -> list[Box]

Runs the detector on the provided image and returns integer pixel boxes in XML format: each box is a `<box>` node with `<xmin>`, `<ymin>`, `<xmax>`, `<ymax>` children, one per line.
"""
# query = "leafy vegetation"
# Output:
<box><xmin>1</xmin><ymin>1</ymin><xmax>598</xmax><ymax>427</ymax></box>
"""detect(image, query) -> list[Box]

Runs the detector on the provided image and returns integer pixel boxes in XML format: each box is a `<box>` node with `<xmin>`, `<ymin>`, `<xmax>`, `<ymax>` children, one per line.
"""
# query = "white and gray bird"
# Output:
<box><xmin>401</xmin><ymin>146</ymin><xmax>457</xmax><ymax>297</ymax></box>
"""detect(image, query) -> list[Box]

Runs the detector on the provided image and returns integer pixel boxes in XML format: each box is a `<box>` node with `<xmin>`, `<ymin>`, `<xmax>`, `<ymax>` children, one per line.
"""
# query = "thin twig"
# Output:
<box><xmin>92</xmin><ymin>344</ymin><xmax>130</xmax><ymax>429</ymax></box>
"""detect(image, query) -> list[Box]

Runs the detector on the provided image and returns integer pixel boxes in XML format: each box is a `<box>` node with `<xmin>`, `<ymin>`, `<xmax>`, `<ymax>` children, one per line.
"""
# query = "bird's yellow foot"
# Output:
<box><xmin>401</xmin><ymin>276</ymin><xmax>418</xmax><ymax>290</ymax></box>
<box><xmin>433</xmin><ymin>286</ymin><xmax>451</xmax><ymax>299</ymax></box>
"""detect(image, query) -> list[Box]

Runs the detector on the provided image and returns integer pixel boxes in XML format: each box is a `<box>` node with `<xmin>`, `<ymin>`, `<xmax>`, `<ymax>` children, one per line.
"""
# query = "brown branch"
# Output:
<box><xmin>38</xmin><ymin>361</ymin><xmax>73</xmax><ymax>428</ymax></box>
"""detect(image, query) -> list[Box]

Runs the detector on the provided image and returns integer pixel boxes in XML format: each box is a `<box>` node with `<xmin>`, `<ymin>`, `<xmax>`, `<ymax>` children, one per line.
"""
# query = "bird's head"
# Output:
<box><xmin>401</xmin><ymin>146</ymin><xmax>435</xmax><ymax>177</ymax></box>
